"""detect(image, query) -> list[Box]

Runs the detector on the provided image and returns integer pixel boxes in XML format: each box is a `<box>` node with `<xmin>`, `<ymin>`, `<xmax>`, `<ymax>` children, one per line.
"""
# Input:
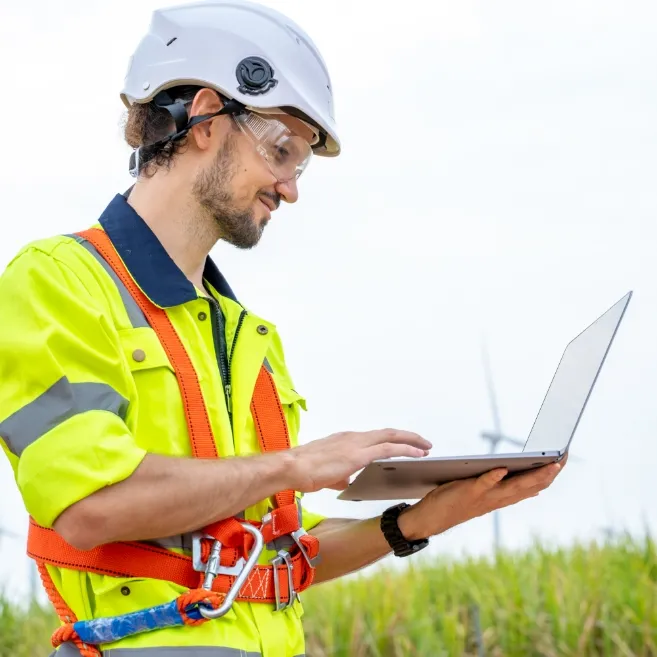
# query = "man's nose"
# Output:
<box><xmin>275</xmin><ymin>176</ymin><xmax>299</xmax><ymax>204</ymax></box>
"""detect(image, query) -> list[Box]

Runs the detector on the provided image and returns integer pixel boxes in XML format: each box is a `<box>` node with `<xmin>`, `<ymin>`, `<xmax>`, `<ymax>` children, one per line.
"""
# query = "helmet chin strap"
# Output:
<box><xmin>129</xmin><ymin>91</ymin><xmax>245</xmax><ymax>176</ymax></box>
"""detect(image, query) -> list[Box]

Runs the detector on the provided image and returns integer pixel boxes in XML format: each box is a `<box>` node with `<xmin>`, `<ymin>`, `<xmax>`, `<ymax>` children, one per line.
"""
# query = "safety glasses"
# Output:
<box><xmin>231</xmin><ymin>111</ymin><xmax>313</xmax><ymax>183</ymax></box>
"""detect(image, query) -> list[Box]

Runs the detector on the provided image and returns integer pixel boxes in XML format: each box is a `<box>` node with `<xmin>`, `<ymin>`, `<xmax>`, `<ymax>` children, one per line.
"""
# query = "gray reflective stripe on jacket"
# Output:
<box><xmin>0</xmin><ymin>377</ymin><xmax>128</xmax><ymax>457</ymax></box>
<box><xmin>50</xmin><ymin>643</ymin><xmax>301</xmax><ymax>657</ymax></box>
<box><xmin>49</xmin><ymin>642</ymin><xmax>83</xmax><ymax>657</ymax></box>
<box><xmin>67</xmin><ymin>234</ymin><xmax>149</xmax><ymax>329</ymax></box>
<box><xmin>103</xmin><ymin>649</ymin><xmax>267</xmax><ymax>656</ymax></box>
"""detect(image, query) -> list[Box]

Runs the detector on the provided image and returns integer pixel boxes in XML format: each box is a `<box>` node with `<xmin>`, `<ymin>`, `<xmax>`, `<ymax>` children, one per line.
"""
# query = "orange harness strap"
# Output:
<box><xmin>28</xmin><ymin>518</ymin><xmax>316</xmax><ymax>601</ymax></box>
<box><xmin>28</xmin><ymin>227</ymin><xmax>319</xmax><ymax>654</ymax></box>
<box><xmin>82</xmin><ymin>227</ymin><xmax>220</xmax><ymax>461</ymax></box>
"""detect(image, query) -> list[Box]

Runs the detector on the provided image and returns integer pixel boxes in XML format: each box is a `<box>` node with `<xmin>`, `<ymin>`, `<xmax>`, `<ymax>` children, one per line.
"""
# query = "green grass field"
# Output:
<box><xmin>2</xmin><ymin>535</ymin><xmax>656</xmax><ymax>657</ymax></box>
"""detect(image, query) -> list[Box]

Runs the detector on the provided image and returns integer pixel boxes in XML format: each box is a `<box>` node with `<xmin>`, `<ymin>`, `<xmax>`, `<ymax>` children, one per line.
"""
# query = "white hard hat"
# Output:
<box><xmin>121</xmin><ymin>0</ymin><xmax>340</xmax><ymax>157</ymax></box>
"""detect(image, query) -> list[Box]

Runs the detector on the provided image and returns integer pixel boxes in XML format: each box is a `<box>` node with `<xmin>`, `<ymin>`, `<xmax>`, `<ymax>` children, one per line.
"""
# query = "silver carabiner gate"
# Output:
<box><xmin>197</xmin><ymin>523</ymin><xmax>264</xmax><ymax>620</ymax></box>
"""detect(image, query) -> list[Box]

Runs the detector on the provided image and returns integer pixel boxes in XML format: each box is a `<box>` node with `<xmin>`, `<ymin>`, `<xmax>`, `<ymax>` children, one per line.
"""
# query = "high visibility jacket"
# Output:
<box><xmin>0</xmin><ymin>193</ymin><xmax>325</xmax><ymax>657</ymax></box>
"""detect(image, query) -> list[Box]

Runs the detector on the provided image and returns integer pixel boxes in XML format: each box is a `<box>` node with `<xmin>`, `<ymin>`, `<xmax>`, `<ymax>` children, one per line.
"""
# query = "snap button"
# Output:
<box><xmin>257</xmin><ymin>325</ymin><xmax>268</xmax><ymax>335</ymax></box>
<box><xmin>121</xmin><ymin>586</ymin><xmax>131</xmax><ymax>596</ymax></box>
<box><xmin>197</xmin><ymin>311</ymin><xmax>208</xmax><ymax>321</ymax></box>
<box><xmin>132</xmin><ymin>349</ymin><xmax>146</xmax><ymax>362</ymax></box>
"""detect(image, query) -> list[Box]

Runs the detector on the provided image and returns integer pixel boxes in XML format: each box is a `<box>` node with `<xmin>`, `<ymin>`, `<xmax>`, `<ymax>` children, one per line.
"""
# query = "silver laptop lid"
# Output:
<box><xmin>522</xmin><ymin>291</ymin><xmax>632</xmax><ymax>454</ymax></box>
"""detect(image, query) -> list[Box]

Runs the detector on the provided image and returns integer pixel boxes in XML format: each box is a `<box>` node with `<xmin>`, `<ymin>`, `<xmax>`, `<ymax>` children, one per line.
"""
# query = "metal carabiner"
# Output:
<box><xmin>271</xmin><ymin>549</ymin><xmax>296</xmax><ymax>612</ymax></box>
<box><xmin>198</xmin><ymin>523</ymin><xmax>264</xmax><ymax>620</ymax></box>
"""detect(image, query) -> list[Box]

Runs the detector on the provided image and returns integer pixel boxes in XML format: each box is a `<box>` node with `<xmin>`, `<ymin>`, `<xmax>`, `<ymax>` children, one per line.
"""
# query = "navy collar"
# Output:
<box><xmin>98</xmin><ymin>193</ymin><xmax>238</xmax><ymax>307</ymax></box>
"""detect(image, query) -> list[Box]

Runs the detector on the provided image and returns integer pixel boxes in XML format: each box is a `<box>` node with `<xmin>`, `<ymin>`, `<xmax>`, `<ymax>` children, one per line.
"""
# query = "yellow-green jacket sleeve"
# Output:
<box><xmin>0</xmin><ymin>243</ymin><xmax>147</xmax><ymax>528</ymax></box>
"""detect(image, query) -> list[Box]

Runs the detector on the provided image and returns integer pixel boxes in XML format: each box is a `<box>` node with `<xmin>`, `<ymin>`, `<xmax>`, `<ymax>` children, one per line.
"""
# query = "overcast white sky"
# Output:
<box><xmin>1</xmin><ymin>0</ymin><xmax>656</xmax><ymax>603</ymax></box>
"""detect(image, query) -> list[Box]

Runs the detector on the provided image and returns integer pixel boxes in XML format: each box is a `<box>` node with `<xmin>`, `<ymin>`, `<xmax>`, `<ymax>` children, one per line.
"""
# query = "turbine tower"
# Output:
<box><xmin>480</xmin><ymin>341</ymin><xmax>581</xmax><ymax>553</ymax></box>
<box><xmin>480</xmin><ymin>341</ymin><xmax>525</xmax><ymax>553</ymax></box>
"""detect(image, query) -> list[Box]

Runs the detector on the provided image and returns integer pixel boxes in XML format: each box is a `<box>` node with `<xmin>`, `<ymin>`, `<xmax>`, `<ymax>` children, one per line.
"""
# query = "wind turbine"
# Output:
<box><xmin>479</xmin><ymin>341</ymin><xmax>525</xmax><ymax>553</ymax></box>
<box><xmin>480</xmin><ymin>341</ymin><xmax>582</xmax><ymax>554</ymax></box>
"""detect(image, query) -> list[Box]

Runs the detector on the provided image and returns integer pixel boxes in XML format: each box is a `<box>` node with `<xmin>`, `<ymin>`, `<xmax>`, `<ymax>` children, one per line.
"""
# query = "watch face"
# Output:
<box><xmin>396</xmin><ymin>538</ymin><xmax>429</xmax><ymax>557</ymax></box>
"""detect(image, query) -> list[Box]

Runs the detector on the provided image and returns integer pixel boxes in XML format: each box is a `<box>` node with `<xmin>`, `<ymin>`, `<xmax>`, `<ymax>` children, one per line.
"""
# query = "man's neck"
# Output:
<box><xmin>126</xmin><ymin>176</ymin><xmax>219</xmax><ymax>292</ymax></box>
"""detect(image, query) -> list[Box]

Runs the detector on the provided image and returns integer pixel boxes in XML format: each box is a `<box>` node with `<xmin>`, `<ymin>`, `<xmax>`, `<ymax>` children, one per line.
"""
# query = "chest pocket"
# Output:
<box><xmin>270</xmin><ymin>370</ymin><xmax>307</xmax><ymax>448</ymax></box>
<box><xmin>118</xmin><ymin>327</ymin><xmax>189</xmax><ymax>456</ymax></box>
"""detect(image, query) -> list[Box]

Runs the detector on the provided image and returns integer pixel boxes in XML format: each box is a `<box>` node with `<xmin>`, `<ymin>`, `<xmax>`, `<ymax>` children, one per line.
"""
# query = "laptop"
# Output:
<box><xmin>338</xmin><ymin>291</ymin><xmax>632</xmax><ymax>502</ymax></box>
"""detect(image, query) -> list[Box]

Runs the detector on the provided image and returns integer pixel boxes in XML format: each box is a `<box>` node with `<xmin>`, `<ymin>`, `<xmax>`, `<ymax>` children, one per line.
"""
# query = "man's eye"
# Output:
<box><xmin>274</xmin><ymin>146</ymin><xmax>290</xmax><ymax>163</ymax></box>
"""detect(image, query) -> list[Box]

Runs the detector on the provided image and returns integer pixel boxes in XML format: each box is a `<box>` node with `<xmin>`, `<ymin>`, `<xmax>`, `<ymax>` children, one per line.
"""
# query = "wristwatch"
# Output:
<box><xmin>380</xmin><ymin>503</ymin><xmax>429</xmax><ymax>557</ymax></box>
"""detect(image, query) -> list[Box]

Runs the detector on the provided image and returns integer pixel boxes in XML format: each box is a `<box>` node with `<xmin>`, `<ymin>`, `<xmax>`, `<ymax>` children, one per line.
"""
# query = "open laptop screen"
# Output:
<box><xmin>522</xmin><ymin>292</ymin><xmax>632</xmax><ymax>454</ymax></box>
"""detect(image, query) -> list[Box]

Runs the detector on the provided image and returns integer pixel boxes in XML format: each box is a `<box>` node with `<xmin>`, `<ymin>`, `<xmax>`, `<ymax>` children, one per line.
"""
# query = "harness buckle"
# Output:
<box><xmin>290</xmin><ymin>528</ymin><xmax>320</xmax><ymax>569</ymax></box>
<box><xmin>192</xmin><ymin>523</ymin><xmax>264</xmax><ymax>620</ymax></box>
<box><xmin>271</xmin><ymin>549</ymin><xmax>296</xmax><ymax>612</ymax></box>
<box><xmin>260</xmin><ymin>513</ymin><xmax>319</xmax><ymax>569</ymax></box>
<box><xmin>192</xmin><ymin>533</ymin><xmax>247</xmax><ymax>578</ymax></box>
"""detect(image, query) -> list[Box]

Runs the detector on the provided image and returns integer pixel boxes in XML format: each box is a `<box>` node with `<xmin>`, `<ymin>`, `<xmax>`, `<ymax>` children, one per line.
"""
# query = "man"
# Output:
<box><xmin>0</xmin><ymin>1</ymin><xmax>564</xmax><ymax>656</ymax></box>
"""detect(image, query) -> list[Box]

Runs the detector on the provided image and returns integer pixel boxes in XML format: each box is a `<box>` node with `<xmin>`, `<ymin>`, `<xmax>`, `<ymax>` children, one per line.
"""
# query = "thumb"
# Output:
<box><xmin>479</xmin><ymin>468</ymin><xmax>508</xmax><ymax>488</ymax></box>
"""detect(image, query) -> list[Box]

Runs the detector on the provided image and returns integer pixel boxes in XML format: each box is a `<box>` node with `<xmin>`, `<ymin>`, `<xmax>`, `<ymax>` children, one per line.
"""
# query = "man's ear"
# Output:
<box><xmin>188</xmin><ymin>88</ymin><xmax>225</xmax><ymax>150</ymax></box>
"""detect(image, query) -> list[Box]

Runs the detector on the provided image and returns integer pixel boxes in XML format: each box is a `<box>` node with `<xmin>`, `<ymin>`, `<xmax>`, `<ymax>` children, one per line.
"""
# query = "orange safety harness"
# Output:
<box><xmin>26</xmin><ymin>228</ymin><xmax>320</xmax><ymax>656</ymax></box>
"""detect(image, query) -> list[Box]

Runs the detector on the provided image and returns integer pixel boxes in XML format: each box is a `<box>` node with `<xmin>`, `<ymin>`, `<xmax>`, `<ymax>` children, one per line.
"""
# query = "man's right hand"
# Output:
<box><xmin>287</xmin><ymin>429</ymin><xmax>432</xmax><ymax>493</ymax></box>
<box><xmin>53</xmin><ymin>428</ymin><xmax>430</xmax><ymax>550</ymax></box>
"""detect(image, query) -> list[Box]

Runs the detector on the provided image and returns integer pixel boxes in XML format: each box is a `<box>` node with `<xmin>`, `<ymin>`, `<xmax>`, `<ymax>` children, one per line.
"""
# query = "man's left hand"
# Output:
<box><xmin>398</xmin><ymin>457</ymin><xmax>567</xmax><ymax>541</ymax></box>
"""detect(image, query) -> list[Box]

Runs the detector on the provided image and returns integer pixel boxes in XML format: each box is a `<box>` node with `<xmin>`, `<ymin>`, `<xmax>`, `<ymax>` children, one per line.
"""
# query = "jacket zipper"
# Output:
<box><xmin>208</xmin><ymin>299</ymin><xmax>247</xmax><ymax>425</ymax></box>
<box><xmin>230</xmin><ymin>309</ymin><xmax>248</xmax><ymax>370</ymax></box>
<box><xmin>226</xmin><ymin>309</ymin><xmax>248</xmax><ymax>413</ymax></box>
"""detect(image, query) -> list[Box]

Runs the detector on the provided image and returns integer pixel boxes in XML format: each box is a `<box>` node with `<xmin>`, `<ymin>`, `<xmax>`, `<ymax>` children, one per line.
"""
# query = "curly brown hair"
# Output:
<box><xmin>122</xmin><ymin>85</ymin><xmax>202</xmax><ymax>176</ymax></box>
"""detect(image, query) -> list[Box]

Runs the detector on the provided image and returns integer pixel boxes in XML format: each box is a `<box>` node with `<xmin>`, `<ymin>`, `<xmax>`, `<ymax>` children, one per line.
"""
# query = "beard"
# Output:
<box><xmin>192</xmin><ymin>135</ymin><xmax>266</xmax><ymax>250</ymax></box>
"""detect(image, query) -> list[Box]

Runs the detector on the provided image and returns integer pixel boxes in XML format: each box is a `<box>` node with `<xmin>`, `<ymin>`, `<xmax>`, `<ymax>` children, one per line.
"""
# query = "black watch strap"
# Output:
<box><xmin>380</xmin><ymin>503</ymin><xmax>429</xmax><ymax>557</ymax></box>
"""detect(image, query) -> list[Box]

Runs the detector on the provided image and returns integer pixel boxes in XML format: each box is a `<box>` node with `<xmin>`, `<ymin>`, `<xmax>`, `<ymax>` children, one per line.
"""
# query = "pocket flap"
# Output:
<box><xmin>270</xmin><ymin>370</ymin><xmax>306</xmax><ymax>411</ymax></box>
<box><xmin>119</xmin><ymin>327</ymin><xmax>174</xmax><ymax>372</ymax></box>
